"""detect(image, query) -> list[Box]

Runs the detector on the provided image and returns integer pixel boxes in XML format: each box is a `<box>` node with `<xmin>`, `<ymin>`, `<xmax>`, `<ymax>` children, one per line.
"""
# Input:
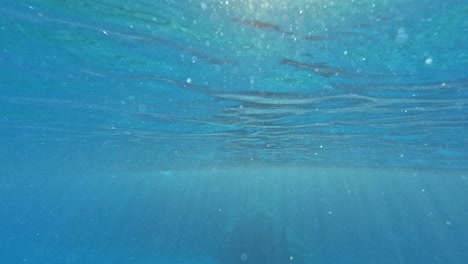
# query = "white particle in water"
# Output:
<box><xmin>201</xmin><ymin>2</ymin><xmax>207</xmax><ymax>10</ymax></box>
<box><xmin>186</xmin><ymin>78</ymin><xmax>192</xmax><ymax>84</ymax></box>
<box><xmin>162</xmin><ymin>171</ymin><xmax>172</xmax><ymax>176</ymax></box>
<box><xmin>395</xmin><ymin>27</ymin><xmax>408</xmax><ymax>43</ymax></box>
<box><xmin>425</xmin><ymin>57</ymin><xmax>433</xmax><ymax>64</ymax></box>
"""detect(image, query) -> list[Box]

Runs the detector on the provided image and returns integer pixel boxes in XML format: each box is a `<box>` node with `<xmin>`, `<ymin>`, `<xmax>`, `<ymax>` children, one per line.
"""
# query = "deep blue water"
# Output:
<box><xmin>1</xmin><ymin>0</ymin><xmax>467</xmax><ymax>263</ymax></box>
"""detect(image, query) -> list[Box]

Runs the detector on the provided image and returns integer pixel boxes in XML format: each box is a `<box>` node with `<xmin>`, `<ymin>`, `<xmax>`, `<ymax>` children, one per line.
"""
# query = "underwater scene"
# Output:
<box><xmin>0</xmin><ymin>0</ymin><xmax>467</xmax><ymax>263</ymax></box>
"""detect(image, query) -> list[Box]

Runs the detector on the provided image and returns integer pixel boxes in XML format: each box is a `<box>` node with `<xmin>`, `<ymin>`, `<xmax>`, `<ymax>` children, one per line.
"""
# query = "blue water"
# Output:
<box><xmin>1</xmin><ymin>0</ymin><xmax>467</xmax><ymax>263</ymax></box>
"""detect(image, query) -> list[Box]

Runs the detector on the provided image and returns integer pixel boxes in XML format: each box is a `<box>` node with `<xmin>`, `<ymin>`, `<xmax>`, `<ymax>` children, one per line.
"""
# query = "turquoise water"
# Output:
<box><xmin>1</xmin><ymin>0</ymin><xmax>467</xmax><ymax>263</ymax></box>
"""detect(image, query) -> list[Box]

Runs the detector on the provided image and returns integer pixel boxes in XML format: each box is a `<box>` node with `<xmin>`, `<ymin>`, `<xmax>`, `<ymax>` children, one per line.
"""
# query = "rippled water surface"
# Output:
<box><xmin>1</xmin><ymin>0</ymin><xmax>467</xmax><ymax>169</ymax></box>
